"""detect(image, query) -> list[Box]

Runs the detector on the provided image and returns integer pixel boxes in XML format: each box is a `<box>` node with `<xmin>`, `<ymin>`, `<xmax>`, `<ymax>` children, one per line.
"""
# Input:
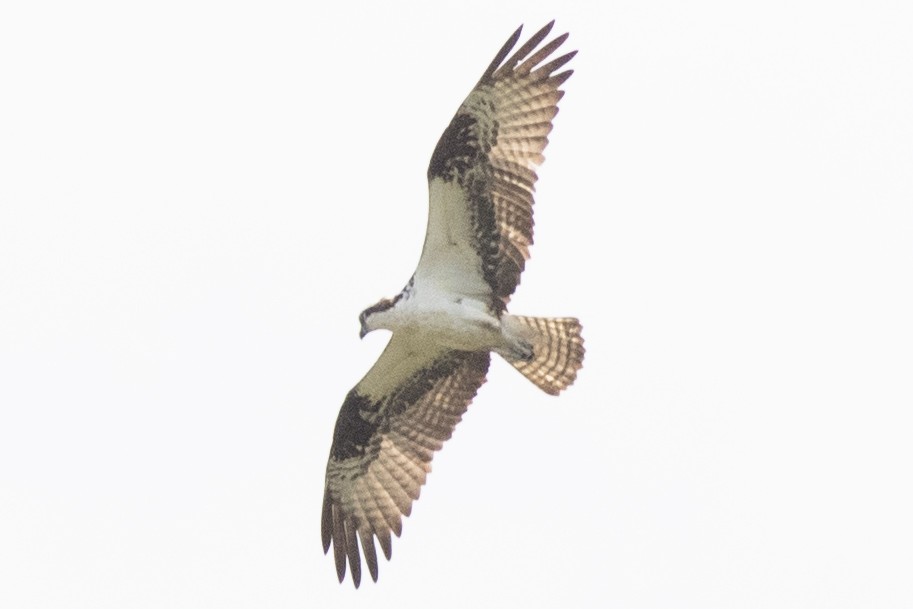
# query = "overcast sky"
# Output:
<box><xmin>2</xmin><ymin>1</ymin><xmax>912</xmax><ymax>607</ymax></box>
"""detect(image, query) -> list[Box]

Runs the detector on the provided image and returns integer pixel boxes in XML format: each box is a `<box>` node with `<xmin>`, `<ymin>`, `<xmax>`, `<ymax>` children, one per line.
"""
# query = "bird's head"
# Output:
<box><xmin>358</xmin><ymin>297</ymin><xmax>398</xmax><ymax>338</ymax></box>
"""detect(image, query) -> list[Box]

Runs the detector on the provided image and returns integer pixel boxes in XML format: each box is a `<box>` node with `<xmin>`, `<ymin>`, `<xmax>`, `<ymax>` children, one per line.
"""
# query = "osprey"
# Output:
<box><xmin>322</xmin><ymin>21</ymin><xmax>584</xmax><ymax>587</ymax></box>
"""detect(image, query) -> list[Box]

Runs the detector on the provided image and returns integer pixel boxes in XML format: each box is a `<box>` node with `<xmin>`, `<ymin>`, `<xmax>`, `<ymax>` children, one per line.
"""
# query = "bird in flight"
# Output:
<box><xmin>321</xmin><ymin>21</ymin><xmax>584</xmax><ymax>587</ymax></box>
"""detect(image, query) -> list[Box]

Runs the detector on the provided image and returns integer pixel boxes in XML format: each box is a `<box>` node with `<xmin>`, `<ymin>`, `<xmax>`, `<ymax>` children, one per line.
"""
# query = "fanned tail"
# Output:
<box><xmin>502</xmin><ymin>316</ymin><xmax>585</xmax><ymax>395</ymax></box>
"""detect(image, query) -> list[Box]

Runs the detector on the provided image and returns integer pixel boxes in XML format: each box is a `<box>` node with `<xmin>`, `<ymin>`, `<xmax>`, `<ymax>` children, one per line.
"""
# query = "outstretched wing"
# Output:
<box><xmin>322</xmin><ymin>334</ymin><xmax>491</xmax><ymax>587</ymax></box>
<box><xmin>416</xmin><ymin>21</ymin><xmax>576</xmax><ymax>314</ymax></box>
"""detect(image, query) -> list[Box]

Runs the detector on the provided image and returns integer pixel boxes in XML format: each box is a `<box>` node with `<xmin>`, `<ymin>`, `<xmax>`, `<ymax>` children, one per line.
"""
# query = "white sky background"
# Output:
<box><xmin>1</xmin><ymin>1</ymin><xmax>911</xmax><ymax>607</ymax></box>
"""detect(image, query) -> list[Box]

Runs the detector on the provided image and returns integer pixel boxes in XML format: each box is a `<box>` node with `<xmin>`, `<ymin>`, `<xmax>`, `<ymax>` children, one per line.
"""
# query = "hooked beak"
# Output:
<box><xmin>359</xmin><ymin>324</ymin><xmax>368</xmax><ymax>339</ymax></box>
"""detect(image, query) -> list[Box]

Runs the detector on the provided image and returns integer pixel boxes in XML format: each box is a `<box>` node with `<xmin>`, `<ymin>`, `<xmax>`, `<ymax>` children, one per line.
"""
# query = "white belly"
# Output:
<box><xmin>392</xmin><ymin>292</ymin><xmax>503</xmax><ymax>352</ymax></box>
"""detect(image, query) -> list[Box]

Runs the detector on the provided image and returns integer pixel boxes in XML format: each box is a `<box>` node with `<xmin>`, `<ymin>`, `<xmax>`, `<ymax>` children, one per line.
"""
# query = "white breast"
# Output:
<box><xmin>390</xmin><ymin>287</ymin><xmax>502</xmax><ymax>353</ymax></box>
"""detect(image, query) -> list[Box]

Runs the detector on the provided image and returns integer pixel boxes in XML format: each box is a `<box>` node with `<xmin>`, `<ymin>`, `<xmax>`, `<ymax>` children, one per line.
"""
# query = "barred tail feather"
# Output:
<box><xmin>503</xmin><ymin>316</ymin><xmax>585</xmax><ymax>395</ymax></box>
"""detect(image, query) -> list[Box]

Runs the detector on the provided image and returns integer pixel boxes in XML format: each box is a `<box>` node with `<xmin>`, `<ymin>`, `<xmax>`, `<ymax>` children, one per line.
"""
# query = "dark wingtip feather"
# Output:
<box><xmin>517</xmin><ymin>32</ymin><xmax>570</xmax><ymax>75</ymax></box>
<box><xmin>534</xmin><ymin>50</ymin><xmax>577</xmax><ymax>81</ymax></box>
<box><xmin>494</xmin><ymin>21</ymin><xmax>556</xmax><ymax>79</ymax></box>
<box><xmin>481</xmin><ymin>24</ymin><xmax>524</xmax><ymax>81</ymax></box>
<box><xmin>360</xmin><ymin>531</ymin><xmax>379</xmax><ymax>582</ymax></box>
<box><xmin>321</xmin><ymin>493</ymin><xmax>332</xmax><ymax>554</ymax></box>
<box><xmin>345</xmin><ymin>522</ymin><xmax>361</xmax><ymax>588</ymax></box>
<box><xmin>345</xmin><ymin>521</ymin><xmax>361</xmax><ymax>588</ymax></box>
<box><xmin>332</xmin><ymin>507</ymin><xmax>347</xmax><ymax>583</ymax></box>
<box><xmin>549</xmin><ymin>69</ymin><xmax>575</xmax><ymax>89</ymax></box>
<box><xmin>378</xmin><ymin>529</ymin><xmax>393</xmax><ymax>561</ymax></box>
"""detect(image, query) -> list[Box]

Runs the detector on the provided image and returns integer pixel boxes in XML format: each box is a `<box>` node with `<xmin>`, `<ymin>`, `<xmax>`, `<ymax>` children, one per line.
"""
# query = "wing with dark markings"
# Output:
<box><xmin>417</xmin><ymin>21</ymin><xmax>576</xmax><ymax>314</ymax></box>
<box><xmin>322</xmin><ymin>333</ymin><xmax>490</xmax><ymax>587</ymax></box>
<box><xmin>322</xmin><ymin>21</ymin><xmax>576</xmax><ymax>588</ymax></box>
